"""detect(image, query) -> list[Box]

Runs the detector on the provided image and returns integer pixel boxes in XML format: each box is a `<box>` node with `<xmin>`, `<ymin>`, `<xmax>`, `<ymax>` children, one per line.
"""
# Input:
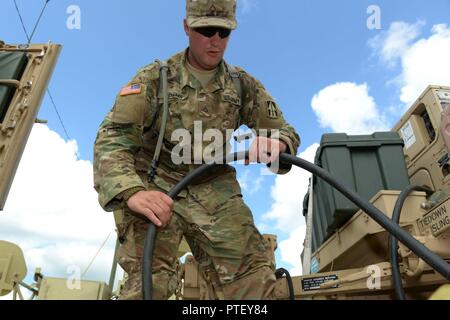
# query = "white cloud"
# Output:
<box><xmin>262</xmin><ymin>144</ymin><xmax>318</xmax><ymax>234</ymax></box>
<box><xmin>237</xmin><ymin>169</ymin><xmax>264</xmax><ymax>195</ymax></box>
<box><xmin>278</xmin><ymin>225</ymin><xmax>306</xmax><ymax>276</ymax></box>
<box><xmin>369</xmin><ymin>21</ymin><xmax>425</xmax><ymax>66</ymax></box>
<box><xmin>237</xmin><ymin>169</ymin><xmax>249</xmax><ymax>190</ymax></box>
<box><xmin>262</xmin><ymin>144</ymin><xmax>319</xmax><ymax>275</ymax></box>
<box><xmin>311</xmin><ymin>82</ymin><xmax>389</xmax><ymax>134</ymax></box>
<box><xmin>400</xmin><ymin>24</ymin><xmax>450</xmax><ymax>106</ymax></box>
<box><xmin>0</xmin><ymin>124</ymin><xmax>121</xmax><ymax>299</ymax></box>
<box><xmin>371</xmin><ymin>22</ymin><xmax>450</xmax><ymax>107</ymax></box>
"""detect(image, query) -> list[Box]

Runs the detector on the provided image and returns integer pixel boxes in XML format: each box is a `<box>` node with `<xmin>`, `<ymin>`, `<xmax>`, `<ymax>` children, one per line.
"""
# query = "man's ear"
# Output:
<box><xmin>183</xmin><ymin>19</ymin><xmax>189</xmax><ymax>36</ymax></box>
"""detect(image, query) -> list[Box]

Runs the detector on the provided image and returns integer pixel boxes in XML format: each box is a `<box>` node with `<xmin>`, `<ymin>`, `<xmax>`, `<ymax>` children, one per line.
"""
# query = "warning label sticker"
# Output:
<box><xmin>301</xmin><ymin>275</ymin><xmax>338</xmax><ymax>291</ymax></box>
<box><xmin>419</xmin><ymin>203</ymin><xmax>450</xmax><ymax>236</ymax></box>
<box><xmin>400</xmin><ymin>120</ymin><xmax>416</xmax><ymax>150</ymax></box>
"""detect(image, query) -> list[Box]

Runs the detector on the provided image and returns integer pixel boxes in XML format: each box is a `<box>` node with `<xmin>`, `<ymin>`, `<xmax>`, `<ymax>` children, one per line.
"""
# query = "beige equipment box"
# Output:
<box><xmin>311</xmin><ymin>190</ymin><xmax>430</xmax><ymax>273</ymax></box>
<box><xmin>0</xmin><ymin>41</ymin><xmax>61</xmax><ymax>210</ymax></box>
<box><xmin>393</xmin><ymin>85</ymin><xmax>450</xmax><ymax>192</ymax></box>
<box><xmin>37</xmin><ymin>278</ymin><xmax>112</xmax><ymax>300</ymax></box>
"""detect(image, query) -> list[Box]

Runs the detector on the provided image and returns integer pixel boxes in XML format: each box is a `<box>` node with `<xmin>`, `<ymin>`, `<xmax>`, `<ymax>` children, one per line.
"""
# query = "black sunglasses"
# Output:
<box><xmin>194</xmin><ymin>27</ymin><xmax>231</xmax><ymax>39</ymax></box>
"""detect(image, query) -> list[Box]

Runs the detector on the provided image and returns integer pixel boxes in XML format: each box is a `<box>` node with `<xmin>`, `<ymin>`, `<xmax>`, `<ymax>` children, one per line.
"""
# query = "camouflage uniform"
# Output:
<box><xmin>93</xmin><ymin>0</ymin><xmax>300</xmax><ymax>300</ymax></box>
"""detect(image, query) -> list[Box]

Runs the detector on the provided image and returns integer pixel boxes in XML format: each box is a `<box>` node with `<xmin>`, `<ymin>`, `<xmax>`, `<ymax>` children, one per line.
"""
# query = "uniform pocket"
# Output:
<box><xmin>115</xmin><ymin>208</ymin><xmax>134</xmax><ymax>244</ymax></box>
<box><xmin>221</xmin><ymin>91</ymin><xmax>242</xmax><ymax>130</ymax></box>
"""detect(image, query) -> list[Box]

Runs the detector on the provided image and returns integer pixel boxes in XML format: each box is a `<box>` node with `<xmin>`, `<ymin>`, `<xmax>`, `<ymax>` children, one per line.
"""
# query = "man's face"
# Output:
<box><xmin>184</xmin><ymin>20</ymin><xmax>231</xmax><ymax>70</ymax></box>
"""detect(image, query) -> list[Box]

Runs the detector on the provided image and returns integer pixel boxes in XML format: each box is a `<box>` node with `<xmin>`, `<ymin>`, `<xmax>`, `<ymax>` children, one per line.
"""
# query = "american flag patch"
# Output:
<box><xmin>120</xmin><ymin>83</ymin><xmax>142</xmax><ymax>96</ymax></box>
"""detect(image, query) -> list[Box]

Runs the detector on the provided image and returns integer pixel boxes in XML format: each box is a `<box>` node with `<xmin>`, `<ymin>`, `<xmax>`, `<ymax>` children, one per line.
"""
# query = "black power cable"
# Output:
<box><xmin>13</xmin><ymin>0</ymin><xmax>31</xmax><ymax>42</ymax></box>
<box><xmin>28</xmin><ymin>0</ymin><xmax>51</xmax><ymax>45</ymax></box>
<box><xmin>13</xmin><ymin>0</ymin><xmax>51</xmax><ymax>44</ymax></box>
<box><xmin>389</xmin><ymin>185</ymin><xmax>433</xmax><ymax>300</ymax></box>
<box><xmin>275</xmin><ymin>268</ymin><xmax>294</xmax><ymax>300</ymax></box>
<box><xmin>142</xmin><ymin>152</ymin><xmax>247</xmax><ymax>300</ymax></box>
<box><xmin>142</xmin><ymin>152</ymin><xmax>450</xmax><ymax>300</ymax></box>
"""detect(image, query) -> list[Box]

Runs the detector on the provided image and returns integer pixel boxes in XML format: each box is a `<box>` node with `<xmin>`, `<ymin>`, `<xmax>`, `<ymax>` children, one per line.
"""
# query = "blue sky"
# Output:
<box><xmin>1</xmin><ymin>0</ymin><xmax>447</xmax><ymax>157</ymax></box>
<box><xmin>1</xmin><ymin>0</ymin><xmax>450</xmax><ymax>291</ymax></box>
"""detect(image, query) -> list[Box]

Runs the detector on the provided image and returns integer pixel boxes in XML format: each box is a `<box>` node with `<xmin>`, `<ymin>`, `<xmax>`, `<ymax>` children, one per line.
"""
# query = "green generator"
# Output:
<box><xmin>305</xmin><ymin>132</ymin><xmax>411</xmax><ymax>252</ymax></box>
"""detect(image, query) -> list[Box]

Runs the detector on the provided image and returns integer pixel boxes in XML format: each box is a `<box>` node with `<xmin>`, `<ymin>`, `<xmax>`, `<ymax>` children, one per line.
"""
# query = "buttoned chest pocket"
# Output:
<box><xmin>219</xmin><ymin>92</ymin><xmax>242</xmax><ymax>131</ymax></box>
<box><xmin>154</xmin><ymin>90</ymin><xmax>190</xmax><ymax>143</ymax></box>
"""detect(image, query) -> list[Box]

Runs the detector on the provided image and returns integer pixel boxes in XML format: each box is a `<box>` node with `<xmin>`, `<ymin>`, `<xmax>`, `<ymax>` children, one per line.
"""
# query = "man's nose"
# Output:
<box><xmin>210</xmin><ymin>32</ymin><xmax>221</xmax><ymax>44</ymax></box>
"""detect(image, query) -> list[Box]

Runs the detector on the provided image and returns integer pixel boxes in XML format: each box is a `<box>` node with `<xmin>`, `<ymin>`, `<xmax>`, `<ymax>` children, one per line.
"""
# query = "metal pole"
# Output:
<box><xmin>302</xmin><ymin>176</ymin><xmax>314</xmax><ymax>275</ymax></box>
<box><xmin>108</xmin><ymin>236</ymin><xmax>120</xmax><ymax>291</ymax></box>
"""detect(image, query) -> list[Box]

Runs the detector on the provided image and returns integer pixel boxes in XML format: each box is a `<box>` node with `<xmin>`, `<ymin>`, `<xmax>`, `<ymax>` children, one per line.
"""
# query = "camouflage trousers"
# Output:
<box><xmin>115</xmin><ymin>174</ymin><xmax>276</xmax><ymax>300</ymax></box>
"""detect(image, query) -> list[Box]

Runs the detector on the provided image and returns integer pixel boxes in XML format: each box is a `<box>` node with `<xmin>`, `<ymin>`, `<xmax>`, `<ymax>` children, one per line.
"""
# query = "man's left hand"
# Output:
<box><xmin>245</xmin><ymin>136</ymin><xmax>287</xmax><ymax>165</ymax></box>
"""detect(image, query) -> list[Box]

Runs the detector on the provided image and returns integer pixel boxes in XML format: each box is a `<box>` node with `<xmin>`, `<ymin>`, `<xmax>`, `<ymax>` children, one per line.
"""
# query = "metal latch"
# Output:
<box><xmin>438</xmin><ymin>153</ymin><xmax>449</xmax><ymax>167</ymax></box>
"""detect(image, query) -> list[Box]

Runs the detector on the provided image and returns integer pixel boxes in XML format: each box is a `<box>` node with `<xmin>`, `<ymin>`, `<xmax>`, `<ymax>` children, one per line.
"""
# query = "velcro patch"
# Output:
<box><xmin>120</xmin><ymin>83</ymin><xmax>142</xmax><ymax>96</ymax></box>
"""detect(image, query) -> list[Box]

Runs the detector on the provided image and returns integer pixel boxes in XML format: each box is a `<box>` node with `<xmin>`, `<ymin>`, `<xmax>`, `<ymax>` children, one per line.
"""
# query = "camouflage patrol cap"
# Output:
<box><xmin>186</xmin><ymin>0</ymin><xmax>237</xmax><ymax>30</ymax></box>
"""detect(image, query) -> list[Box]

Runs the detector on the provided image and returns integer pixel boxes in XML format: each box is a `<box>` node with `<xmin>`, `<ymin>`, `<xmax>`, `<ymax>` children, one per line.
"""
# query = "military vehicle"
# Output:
<box><xmin>1</xmin><ymin>39</ymin><xmax>450</xmax><ymax>300</ymax></box>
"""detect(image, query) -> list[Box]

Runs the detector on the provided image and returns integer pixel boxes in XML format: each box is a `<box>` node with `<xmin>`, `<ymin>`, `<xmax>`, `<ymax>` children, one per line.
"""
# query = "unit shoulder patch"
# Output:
<box><xmin>266</xmin><ymin>101</ymin><xmax>278</xmax><ymax>119</ymax></box>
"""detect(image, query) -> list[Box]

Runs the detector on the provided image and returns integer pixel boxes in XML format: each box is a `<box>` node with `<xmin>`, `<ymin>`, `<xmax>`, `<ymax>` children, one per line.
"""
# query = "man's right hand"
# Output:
<box><xmin>126</xmin><ymin>190</ymin><xmax>174</xmax><ymax>228</ymax></box>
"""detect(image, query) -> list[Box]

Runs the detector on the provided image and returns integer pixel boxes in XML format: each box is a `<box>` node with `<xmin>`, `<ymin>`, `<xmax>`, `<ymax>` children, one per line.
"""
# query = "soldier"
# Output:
<box><xmin>94</xmin><ymin>0</ymin><xmax>300</xmax><ymax>300</ymax></box>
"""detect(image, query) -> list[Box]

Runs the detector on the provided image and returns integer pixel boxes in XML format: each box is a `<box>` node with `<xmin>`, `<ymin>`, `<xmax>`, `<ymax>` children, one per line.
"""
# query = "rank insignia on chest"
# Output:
<box><xmin>267</xmin><ymin>101</ymin><xmax>278</xmax><ymax>119</ymax></box>
<box><xmin>120</xmin><ymin>83</ymin><xmax>142</xmax><ymax>96</ymax></box>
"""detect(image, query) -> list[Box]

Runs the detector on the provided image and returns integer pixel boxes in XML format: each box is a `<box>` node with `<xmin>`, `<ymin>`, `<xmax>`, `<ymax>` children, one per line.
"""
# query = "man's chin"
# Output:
<box><xmin>202</xmin><ymin>60</ymin><xmax>221</xmax><ymax>70</ymax></box>
<box><xmin>205</xmin><ymin>53</ymin><xmax>222</xmax><ymax>63</ymax></box>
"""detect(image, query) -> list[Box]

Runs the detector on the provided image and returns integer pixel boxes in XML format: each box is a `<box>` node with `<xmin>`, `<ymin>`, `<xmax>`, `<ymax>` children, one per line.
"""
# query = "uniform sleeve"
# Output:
<box><xmin>93</xmin><ymin>66</ymin><xmax>158</xmax><ymax>211</ymax></box>
<box><xmin>239</xmin><ymin>72</ymin><xmax>300</xmax><ymax>174</ymax></box>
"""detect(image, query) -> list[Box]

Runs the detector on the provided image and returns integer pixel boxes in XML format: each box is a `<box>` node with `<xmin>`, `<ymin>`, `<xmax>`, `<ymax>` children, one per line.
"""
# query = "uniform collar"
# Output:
<box><xmin>180</xmin><ymin>48</ymin><xmax>227</xmax><ymax>92</ymax></box>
